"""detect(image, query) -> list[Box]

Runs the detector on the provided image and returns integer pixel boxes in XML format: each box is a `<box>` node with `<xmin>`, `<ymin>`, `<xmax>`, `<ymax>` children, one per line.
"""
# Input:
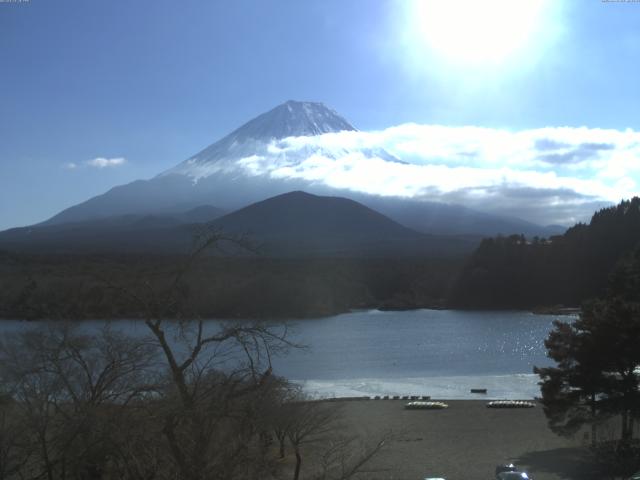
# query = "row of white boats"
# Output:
<box><xmin>405</xmin><ymin>400</ymin><xmax>536</xmax><ymax>409</ymax></box>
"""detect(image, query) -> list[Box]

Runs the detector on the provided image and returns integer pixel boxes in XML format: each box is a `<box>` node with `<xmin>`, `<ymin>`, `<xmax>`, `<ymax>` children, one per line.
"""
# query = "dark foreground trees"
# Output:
<box><xmin>535</xmin><ymin>248</ymin><xmax>640</xmax><ymax>476</ymax></box>
<box><xmin>0</xmin><ymin>323</ymin><xmax>390</xmax><ymax>479</ymax></box>
<box><xmin>0</xmin><ymin>324</ymin><xmax>159</xmax><ymax>479</ymax></box>
<box><xmin>535</xmin><ymin>299</ymin><xmax>640</xmax><ymax>443</ymax></box>
<box><xmin>535</xmin><ymin>301</ymin><xmax>640</xmax><ymax>478</ymax></box>
<box><xmin>0</xmin><ymin>232</ymin><xmax>391</xmax><ymax>479</ymax></box>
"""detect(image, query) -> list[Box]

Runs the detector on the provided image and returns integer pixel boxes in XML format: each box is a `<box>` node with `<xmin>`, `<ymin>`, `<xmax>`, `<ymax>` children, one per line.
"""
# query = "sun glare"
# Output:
<box><xmin>411</xmin><ymin>0</ymin><xmax>549</xmax><ymax>66</ymax></box>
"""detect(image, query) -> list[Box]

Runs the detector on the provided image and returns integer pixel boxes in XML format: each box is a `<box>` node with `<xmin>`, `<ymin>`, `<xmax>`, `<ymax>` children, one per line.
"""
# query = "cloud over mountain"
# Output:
<box><xmin>40</xmin><ymin>101</ymin><xmax>638</xmax><ymax>231</ymax></box>
<box><xmin>231</xmin><ymin>124</ymin><xmax>639</xmax><ymax>225</ymax></box>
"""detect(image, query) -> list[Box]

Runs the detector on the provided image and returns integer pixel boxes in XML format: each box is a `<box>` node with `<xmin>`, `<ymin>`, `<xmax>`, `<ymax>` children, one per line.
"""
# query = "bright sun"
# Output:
<box><xmin>411</xmin><ymin>0</ymin><xmax>549</xmax><ymax>66</ymax></box>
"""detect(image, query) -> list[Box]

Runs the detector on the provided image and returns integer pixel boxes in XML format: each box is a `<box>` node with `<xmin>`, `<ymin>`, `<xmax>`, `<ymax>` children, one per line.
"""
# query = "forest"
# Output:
<box><xmin>450</xmin><ymin>197</ymin><xmax>640</xmax><ymax>309</ymax></box>
<box><xmin>0</xmin><ymin>251</ymin><xmax>461</xmax><ymax>320</ymax></box>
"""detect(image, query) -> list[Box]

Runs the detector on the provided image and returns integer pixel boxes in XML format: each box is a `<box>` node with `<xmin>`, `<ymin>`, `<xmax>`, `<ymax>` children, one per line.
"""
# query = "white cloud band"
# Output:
<box><xmin>86</xmin><ymin>157</ymin><xmax>126</xmax><ymax>168</ymax></box>
<box><xmin>235</xmin><ymin>124</ymin><xmax>640</xmax><ymax>225</ymax></box>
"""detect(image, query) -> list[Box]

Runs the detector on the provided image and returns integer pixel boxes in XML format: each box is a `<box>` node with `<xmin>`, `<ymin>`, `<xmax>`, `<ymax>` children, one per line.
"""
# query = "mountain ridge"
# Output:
<box><xmin>0</xmin><ymin>191</ymin><xmax>479</xmax><ymax>257</ymax></box>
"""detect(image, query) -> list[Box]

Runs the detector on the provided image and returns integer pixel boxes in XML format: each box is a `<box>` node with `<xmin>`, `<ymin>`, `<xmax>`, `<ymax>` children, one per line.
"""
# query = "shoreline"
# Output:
<box><xmin>333</xmin><ymin>399</ymin><xmax>595</xmax><ymax>480</ymax></box>
<box><xmin>0</xmin><ymin>305</ymin><xmax>579</xmax><ymax>322</ymax></box>
<box><xmin>296</xmin><ymin>372</ymin><xmax>544</xmax><ymax>401</ymax></box>
<box><xmin>317</xmin><ymin>396</ymin><xmax>538</xmax><ymax>402</ymax></box>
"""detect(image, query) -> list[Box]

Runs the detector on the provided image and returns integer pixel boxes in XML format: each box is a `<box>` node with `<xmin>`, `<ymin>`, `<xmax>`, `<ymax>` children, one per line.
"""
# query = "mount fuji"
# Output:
<box><xmin>29</xmin><ymin>100</ymin><xmax>561</xmax><ymax>238</ymax></box>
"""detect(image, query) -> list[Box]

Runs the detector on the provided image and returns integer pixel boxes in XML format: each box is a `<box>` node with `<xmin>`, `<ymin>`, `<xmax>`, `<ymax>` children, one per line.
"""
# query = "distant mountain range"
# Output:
<box><xmin>0</xmin><ymin>191</ymin><xmax>478</xmax><ymax>257</ymax></box>
<box><xmin>2</xmin><ymin>100</ymin><xmax>564</xmax><ymax>255</ymax></box>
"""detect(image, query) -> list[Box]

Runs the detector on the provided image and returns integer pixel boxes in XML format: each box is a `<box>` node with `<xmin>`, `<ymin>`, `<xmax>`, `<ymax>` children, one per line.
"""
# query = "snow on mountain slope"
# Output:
<box><xmin>163</xmin><ymin>100</ymin><xmax>400</xmax><ymax>181</ymax></box>
<box><xmin>166</xmin><ymin>100</ymin><xmax>356</xmax><ymax>181</ymax></box>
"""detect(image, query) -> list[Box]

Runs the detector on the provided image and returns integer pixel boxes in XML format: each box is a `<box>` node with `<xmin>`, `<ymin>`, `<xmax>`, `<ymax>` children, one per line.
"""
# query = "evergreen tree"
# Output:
<box><xmin>452</xmin><ymin>197</ymin><xmax>640</xmax><ymax>309</ymax></box>
<box><xmin>535</xmin><ymin>246</ymin><xmax>640</xmax><ymax>445</ymax></box>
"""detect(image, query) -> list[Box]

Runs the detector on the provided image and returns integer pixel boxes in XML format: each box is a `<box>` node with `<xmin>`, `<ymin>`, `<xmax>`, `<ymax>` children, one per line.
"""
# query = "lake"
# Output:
<box><xmin>276</xmin><ymin>309</ymin><xmax>563</xmax><ymax>399</ymax></box>
<box><xmin>0</xmin><ymin>309</ymin><xmax>570</xmax><ymax>399</ymax></box>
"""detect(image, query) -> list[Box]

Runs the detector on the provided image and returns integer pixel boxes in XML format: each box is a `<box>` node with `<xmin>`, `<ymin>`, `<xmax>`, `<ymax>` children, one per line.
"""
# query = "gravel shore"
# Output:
<box><xmin>335</xmin><ymin>399</ymin><xmax>597</xmax><ymax>480</ymax></box>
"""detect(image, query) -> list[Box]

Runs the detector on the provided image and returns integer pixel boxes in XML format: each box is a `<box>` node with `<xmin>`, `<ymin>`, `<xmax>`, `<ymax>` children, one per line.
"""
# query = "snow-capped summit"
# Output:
<box><xmin>164</xmin><ymin>100</ymin><xmax>384</xmax><ymax>181</ymax></box>
<box><xmin>234</xmin><ymin>100</ymin><xmax>356</xmax><ymax>140</ymax></box>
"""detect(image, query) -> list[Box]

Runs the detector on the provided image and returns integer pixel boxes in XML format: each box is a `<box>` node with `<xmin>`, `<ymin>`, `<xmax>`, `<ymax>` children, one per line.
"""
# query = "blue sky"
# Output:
<box><xmin>1</xmin><ymin>0</ymin><xmax>639</xmax><ymax>229</ymax></box>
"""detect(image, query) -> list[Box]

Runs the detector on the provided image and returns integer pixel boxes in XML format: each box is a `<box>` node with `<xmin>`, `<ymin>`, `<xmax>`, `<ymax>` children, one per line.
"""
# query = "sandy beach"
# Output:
<box><xmin>334</xmin><ymin>399</ymin><xmax>597</xmax><ymax>480</ymax></box>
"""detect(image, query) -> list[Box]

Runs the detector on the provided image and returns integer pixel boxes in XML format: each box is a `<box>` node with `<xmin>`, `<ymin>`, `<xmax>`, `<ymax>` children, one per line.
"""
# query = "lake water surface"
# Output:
<box><xmin>0</xmin><ymin>309</ymin><xmax>569</xmax><ymax>399</ymax></box>
<box><xmin>277</xmin><ymin>309</ymin><xmax>563</xmax><ymax>399</ymax></box>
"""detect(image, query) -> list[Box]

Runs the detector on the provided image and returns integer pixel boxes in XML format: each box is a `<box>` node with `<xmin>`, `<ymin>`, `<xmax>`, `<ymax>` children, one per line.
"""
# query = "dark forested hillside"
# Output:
<box><xmin>450</xmin><ymin>197</ymin><xmax>640</xmax><ymax>309</ymax></box>
<box><xmin>0</xmin><ymin>252</ymin><xmax>463</xmax><ymax>320</ymax></box>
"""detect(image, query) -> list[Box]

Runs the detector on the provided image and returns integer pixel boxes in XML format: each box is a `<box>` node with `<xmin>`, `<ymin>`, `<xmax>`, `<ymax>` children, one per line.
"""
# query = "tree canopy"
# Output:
<box><xmin>535</xmin><ymin>245</ymin><xmax>640</xmax><ymax>449</ymax></box>
<box><xmin>452</xmin><ymin>197</ymin><xmax>640</xmax><ymax>309</ymax></box>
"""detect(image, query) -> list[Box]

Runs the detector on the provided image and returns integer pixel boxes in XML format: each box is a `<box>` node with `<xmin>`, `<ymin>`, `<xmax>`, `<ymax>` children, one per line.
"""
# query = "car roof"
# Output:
<box><xmin>498</xmin><ymin>473</ymin><xmax>529</xmax><ymax>480</ymax></box>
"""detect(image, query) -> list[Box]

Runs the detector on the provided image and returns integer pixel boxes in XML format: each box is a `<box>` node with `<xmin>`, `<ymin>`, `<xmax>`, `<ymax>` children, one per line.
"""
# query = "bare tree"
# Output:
<box><xmin>0</xmin><ymin>323</ymin><xmax>158</xmax><ymax>479</ymax></box>
<box><xmin>0</xmin><ymin>395</ymin><xmax>32</xmax><ymax>480</ymax></box>
<box><xmin>271</xmin><ymin>394</ymin><xmax>393</xmax><ymax>480</ymax></box>
<box><xmin>287</xmin><ymin>400</ymin><xmax>343</xmax><ymax>480</ymax></box>
<box><xmin>265</xmin><ymin>382</ymin><xmax>301</xmax><ymax>460</ymax></box>
<box><xmin>106</xmin><ymin>229</ymin><xmax>296</xmax><ymax>480</ymax></box>
<box><xmin>313</xmin><ymin>431</ymin><xmax>392</xmax><ymax>480</ymax></box>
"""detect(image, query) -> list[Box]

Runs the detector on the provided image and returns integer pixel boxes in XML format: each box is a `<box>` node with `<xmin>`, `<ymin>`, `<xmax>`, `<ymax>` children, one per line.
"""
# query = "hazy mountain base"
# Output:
<box><xmin>0</xmin><ymin>252</ymin><xmax>463</xmax><ymax>320</ymax></box>
<box><xmin>0</xmin><ymin>191</ymin><xmax>482</xmax><ymax>258</ymax></box>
